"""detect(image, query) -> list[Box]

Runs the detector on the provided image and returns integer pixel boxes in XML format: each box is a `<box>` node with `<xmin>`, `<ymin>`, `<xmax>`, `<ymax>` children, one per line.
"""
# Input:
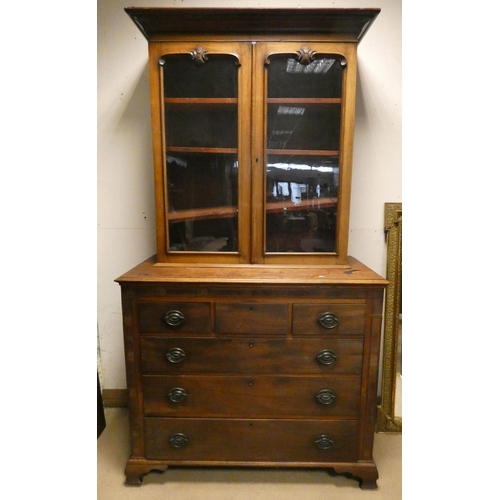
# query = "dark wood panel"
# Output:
<box><xmin>215</xmin><ymin>303</ymin><xmax>288</xmax><ymax>334</ymax></box>
<box><xmin>137</xmin><ymin>301</ymin><xmax>212</xmax><ymax>334</ymax></box>
<box><xmin>144</xmin><ymin>417</ymin><xmax>359</xmax><ymax>462</ymax></box>
<box><xmin>293</xmin><ymin>303</ymin><xmax>366</xmax><ymax>336</ymax></box>
<box><xmin>97</xmin><ymin>373</ymin><xmax>106</xmax><ymax>438</ymax></box>
<box><xmin>142</xmin><ymin>374</ymin><xmax>361</xmax><ymax>417</ymax></box>
<box><xmin>140</xmin><ymin>337</ymin><xmax>363</xmax><ymax>374</ymax></box>
<box><xmin>125</xmin><ymin>8</ymin><xmax>380</xmax><ymax>41</ymax></box>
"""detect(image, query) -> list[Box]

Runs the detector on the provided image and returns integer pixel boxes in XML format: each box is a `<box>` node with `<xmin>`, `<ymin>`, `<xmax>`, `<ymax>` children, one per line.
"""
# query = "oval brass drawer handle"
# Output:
<box><xmin>169</xmin><ymin>433</ymin><xmax>189</xmax><ymax>448</ymax></box>
<box><xmin>166</xmin><ymin>347</ymin><xmax>186</xmax><ymax>364</ymax></box>
<box><xmin>315</xmin><ymin>389</ymin><xmax>336</xmax><ymax>405</ymax></box>
<box><xmin>164</xmin><ymin>310</ymin><xmax>185</xmax><ymax>327</ymax></box>
<box><xmin>315</xmin><ymin>434</ymin><xmax>334</xmax><ymax>450</ymax></box>
<box><xmin>316</xmin><ymin>349</ymin><xmax>337</xmax><ymax>366</ymax></box>
<box><xmin>168</xmin><ymin>387</ymin><xmax>188</xmax><ymax>403</ymax></box>
<box><xmin>318</xmin><ymin>312</ymin><xmax>339</xmax><ymax>329</ymax></box>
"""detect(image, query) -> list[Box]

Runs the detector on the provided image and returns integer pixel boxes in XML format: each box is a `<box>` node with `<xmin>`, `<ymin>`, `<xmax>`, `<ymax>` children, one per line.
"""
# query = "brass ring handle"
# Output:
<box><xmin>169</xmin><ymin>433</ymin><xmax>189</xmax><ymax>448</ymax></box>
<box><xmin>316</xmin><ymin>350</ymin><xmax>337</xmax><ymax>366</ymax></box>
<box><xmin>315</xmin><ymin>389</ymin><xmax>336</xmax><ymax>405</ymax></box>
<box><xmin>168</xmin><ymin>387</ymin><xmax>188</xmax><ymax>403</ymax></box>
<box><xmin>166</xmin><ymin>347</ymin><xmax>186</xmax><ymax>364</ymax></box>
<box><xmin>164</xmin><ymin>310</ymin><xmax>185</xmax><ymax>327</ymax></box>
<box><xmin>318</xmin><ymin>312</ymin><xmax>339</xmax><ymax>329</ymax></box>
<box><xmin>315</xmin><ymin>434</ymin><xmax>334</xmax><ymax>450</ymax></box>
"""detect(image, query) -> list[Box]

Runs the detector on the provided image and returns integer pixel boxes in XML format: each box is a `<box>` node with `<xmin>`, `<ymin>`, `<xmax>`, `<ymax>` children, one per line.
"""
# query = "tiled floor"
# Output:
<box><xmin>98</xmin><ymin>408</ymin><xmax>402</xmax><ymax>500</ymax></box>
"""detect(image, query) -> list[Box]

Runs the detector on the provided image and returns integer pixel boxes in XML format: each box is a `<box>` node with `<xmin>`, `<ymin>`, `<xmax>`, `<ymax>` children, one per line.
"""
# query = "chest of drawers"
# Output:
<box><xmin>116</xmin><ymin>256</ymin><xmax>386</xmax><ymax>489</ymax></box>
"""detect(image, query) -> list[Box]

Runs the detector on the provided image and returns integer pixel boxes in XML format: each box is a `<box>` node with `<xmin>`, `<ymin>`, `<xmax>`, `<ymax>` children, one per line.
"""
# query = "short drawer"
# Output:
<box><xmin>140</xmin><ymin>337</ymin><xmax>363</xmax><ymax>374</ymax></box>
<box><xmin>142</xmin><ymin>374</ymin><xmax>361</xmax><ymax>417</ymax></box>
<box><xmin>292</xmin><ymin>303</ymin><xmax>366</xmax><ymax>336</ymax></box>
<box><xmin>137</xmin><ymin>301</ymin><xmax>211</xmax><ymax>334</ymax></box>
<box><xmin>215</xmin><ymin>302</ymin><xmax>287</xmax><ymax>335</ymax></box>
<box><xmin>144</xmin><ymin>417</ymin><xmax>359</xmax><ymax>462</ymax></box>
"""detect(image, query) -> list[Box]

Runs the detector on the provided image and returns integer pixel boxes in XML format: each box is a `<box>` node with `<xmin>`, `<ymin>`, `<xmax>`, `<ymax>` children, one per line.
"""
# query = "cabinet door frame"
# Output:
<box><xmin>148</xmin><ymin>41</ymin><xmax>252</xmax><ymax>264</ymax></box>
<box><xmin>251</xmin><ymin>41</ymin><xmax>357</xmax><ymax>265</ymax></box>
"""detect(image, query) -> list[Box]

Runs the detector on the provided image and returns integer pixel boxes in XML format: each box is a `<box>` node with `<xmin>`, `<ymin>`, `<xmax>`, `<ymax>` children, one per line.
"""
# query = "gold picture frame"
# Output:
<box><xmin>377</xmin><ymin>202</ymin><xmax>402</xmax><ymax>433</ymax></box>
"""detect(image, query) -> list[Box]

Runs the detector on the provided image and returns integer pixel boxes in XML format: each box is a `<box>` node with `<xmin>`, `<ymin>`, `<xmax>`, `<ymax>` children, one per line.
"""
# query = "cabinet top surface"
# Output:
<box><xmin>116</xmin><ymin>256</ymin><xmax>387</xmax><ymax>286</ymax></box>
<box><xmin>124</xmin><ymin>7</ymin><xmax>381</xmax><ymax>41</ymax></box>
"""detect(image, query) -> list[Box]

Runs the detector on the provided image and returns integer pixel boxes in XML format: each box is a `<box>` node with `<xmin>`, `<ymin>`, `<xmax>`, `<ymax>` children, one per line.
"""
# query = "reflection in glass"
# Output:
<box><xmin>165</xmin><ymin>104</ymin><xmax>237</xmax><ymax>149</ymax></box>
<box><xmin>163</xmin><ymin>56</ymin><xmax>237</xmax><ymax>98</ymax></box>
<box><xmin>167</xmin><ymin>154</ymin><xmax>238</xmax><ymax>252</ymax></box>
<box><xmin>267</xmin><ymin>103</ymin><xmax>341</xmax><ymax>151</ymax></box>
<box><xmin>169</xmin><ymin>217</ymin><xmax>238</xmax><ymax>252</ymax></box>
<box><xmin>161</xmin><ymin>53</ymin><xmax>239</xmax><ymax>253</ymax></box>
<box><xmin>266</xmin><ymin>158</ymin><xmax>338</xmax><ymax>253</ymax></box>
<box><xmin>267</xmin><ymin>57</ymin><xmax>344</xmax><ymax>98</ymax></box>
<box><xmin>265</xmin><ymin>55</ymin><xmax>344</xmax><ymax>254</ymax></box>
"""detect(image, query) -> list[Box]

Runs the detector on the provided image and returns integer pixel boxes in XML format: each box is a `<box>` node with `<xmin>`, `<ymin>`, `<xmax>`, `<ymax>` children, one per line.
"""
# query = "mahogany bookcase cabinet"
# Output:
<box><xmin>116</xmin><ymin>7</ymin><xmax>387</xmax><ymax>490</ymax></box>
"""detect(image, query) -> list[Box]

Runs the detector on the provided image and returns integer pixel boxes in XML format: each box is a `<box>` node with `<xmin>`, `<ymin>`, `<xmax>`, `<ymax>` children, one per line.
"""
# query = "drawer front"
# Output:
<box><xmin>144</xmin><ymin>417</ymin><xmax>359</xmax><ymax>462</ymax></box>
<box><xmin>140</xmin><ymin>337</ymin><xmax>363</xmax><ymax>374</ymax></box>
<box><xmin>142</xmin><ymin>375</ymin><xmax>361</xmax><ymax>417</ymax></box>
<box><xmin>215</xmin><ymin>303</ymin><xmax>287</xmax><ymax>335</ymax></box>
<box><xmin>292</xmin><ymin>303</ymin><xmax>366</xmax><ymax>335</ymax></box>
<box><xmin>137</xmin><ymin>301</ymin><xmax>211</xmax><ymax>334</ymax></box>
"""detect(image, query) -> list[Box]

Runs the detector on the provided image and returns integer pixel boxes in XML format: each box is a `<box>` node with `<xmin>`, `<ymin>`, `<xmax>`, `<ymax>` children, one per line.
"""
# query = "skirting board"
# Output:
<box><xmin>102</xmin><ymin>389</ymin><xmax>128</xmax><ymax>408</ymax></box>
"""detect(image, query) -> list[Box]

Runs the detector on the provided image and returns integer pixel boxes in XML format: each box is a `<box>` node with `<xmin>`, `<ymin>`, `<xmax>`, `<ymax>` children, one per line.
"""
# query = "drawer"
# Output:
<box><xmin>144</xmin><ymin>417</ymin><xmax>359</xmax><ymax>462</ymax></box>
<box><xmin>215</xmin><ymin>302</ymin><xmax>287</xmax><ymax>335</ymax></box>
<box><xmin>142</xmin><ymin>375</ymin><xmax>361</xmax><ymax>417</ymax></box>
<box><xmin>140</xmin><ymin>337</ymin><xmax>363</xmax><ymax>374</ymax></box>
<box><xmin>292</xmin><ymin>303</ymin><xmax>366</xmax><ymax>336</ymax></box>
<box><xmin>137</xmin><ymin>301</ymin><xmax>211</xmax><ymax>334</ymax></box>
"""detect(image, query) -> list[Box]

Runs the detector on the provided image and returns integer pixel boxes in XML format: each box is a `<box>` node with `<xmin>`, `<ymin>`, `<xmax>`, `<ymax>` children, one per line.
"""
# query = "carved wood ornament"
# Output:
<box><xmin>190</xmin><ymin>46</ymin><xmax>209</xmax><ymax>65</ymax></box>
<box><xmin>295</xmin><ymin>47</ymin><xmax>317</xmax><ymax>65</ymax></box>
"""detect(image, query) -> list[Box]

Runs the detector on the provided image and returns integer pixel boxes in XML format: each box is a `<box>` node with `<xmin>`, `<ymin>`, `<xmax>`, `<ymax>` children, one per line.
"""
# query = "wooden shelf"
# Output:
<box><xmin>266</xmin><ymin>197</ymin><xmax>337</xmax><ymax>214</ymax></box>
<box><xmin>267</xmin><ymin>149</ymin><xmax>339</xmax><ymax>156</ymax></box>
<box><xmin>267</xmin><ymin>98</ymin><xmax>342</xmax><ymax>104</ymax></box>
<box><xmin>168</xmin><ymin>205</ymin><xmax>237</xmax><ymax>222</ymax></box>
<box><xmin>168</xmin><ymin>198</ymin><xmax>336</xmax><ymax>223</ymax></box>
<box><xmin>165</xmin><ymin>98</ymin><xmax>237</xmax><ymax>104</ymax></box>
<box><xmin>168</xmin><ymin>147</ymin><xmax>237</xmax><ymax>154</ymax></box>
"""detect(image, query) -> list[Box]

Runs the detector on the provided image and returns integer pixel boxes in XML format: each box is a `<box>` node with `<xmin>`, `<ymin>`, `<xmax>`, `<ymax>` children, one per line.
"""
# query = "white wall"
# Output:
<box><xmin>97</xmin><ymin>0</ymin><xmax>402</xmax><ymax>390</ymax></box>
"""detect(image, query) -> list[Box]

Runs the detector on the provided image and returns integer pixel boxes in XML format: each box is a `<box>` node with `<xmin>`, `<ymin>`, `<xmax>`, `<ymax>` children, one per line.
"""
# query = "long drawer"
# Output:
<box><xmin>144</xmin><ymin>417</ymin><xmax>359</xmax><ymax>462</ymax></box>
<box><xmin>142</xmin><ymin>374</ymin><xmax>361</xmax><ymax>417</ymax></box>
<box><xmin>140</xmin><ymin>337</ymin><xmax>364</xmax><ymax>374</ymax></box>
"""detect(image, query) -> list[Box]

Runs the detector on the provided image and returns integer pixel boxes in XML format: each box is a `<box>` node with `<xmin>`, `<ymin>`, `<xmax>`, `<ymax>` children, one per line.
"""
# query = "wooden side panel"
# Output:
<box><xmin>359</xmin><ymin>291</ymin><xmax>384</xmax><ymax>460</ymax></box>
<box><xmin>120</xmin><ymin>287</ymin><xmax>145</xmax><ymax>457</ymax></box>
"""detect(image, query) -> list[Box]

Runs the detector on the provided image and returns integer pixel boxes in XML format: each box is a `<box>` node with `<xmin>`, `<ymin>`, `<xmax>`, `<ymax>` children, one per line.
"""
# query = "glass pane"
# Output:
<box><xmin>166</xmin><ymin>104</ymin><xmax>237</xmax><ymax>149</ymax></box>
<box><xmin>169</xmin><ymin>217</ymin><xmax>238</xmax><ymax>252</ymax></box>
<box><xmin>167</xmin><ymin>153</ymin><xmax>238</xmax><ymax>252</ymax></box>
<box><xmin>266</xmin><ymin>157</ymin><xmax>338</xmax><ymax>253</ymax></box>
<box><xmin>162</xmin><ymin>54</ymin><xmax>239</xmax><ymax>253</ymax></box>
<box><xmin>265</xmin><ymin>55</ymin><xmax>344</xmax><ymax>254</ymax></box>
<box><xmin>163</xmin><ymin>56</ymin><xmax>237</xmax><ymax>98</ymax></box>
<box><xmin>267</xmin><ymin>103</ymin><xmax>341</xmax><ymax>151</ymax></box>
<box><xmin>267</xmin><ymin>57</ymin><xmax>344</xmax><ymax>98</ymax></box>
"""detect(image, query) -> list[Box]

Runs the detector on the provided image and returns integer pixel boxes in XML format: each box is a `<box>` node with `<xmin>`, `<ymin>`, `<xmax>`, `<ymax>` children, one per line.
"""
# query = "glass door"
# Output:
<box><xmin>252</xmin><ymin>43</ymin><xmax>356</xmax><ymax>264</ymax></box>
<box><xmin>151</xmin><ymin>42</ymin><xmax>251</xmax><ymax>262</ymax></box>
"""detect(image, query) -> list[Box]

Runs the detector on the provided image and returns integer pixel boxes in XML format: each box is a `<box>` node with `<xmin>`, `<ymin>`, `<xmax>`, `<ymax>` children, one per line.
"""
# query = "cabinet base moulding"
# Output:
<box><xmin>124</xmin><ymin>458</ymin><xmax>379</xmax><ymax>489</ymax></box>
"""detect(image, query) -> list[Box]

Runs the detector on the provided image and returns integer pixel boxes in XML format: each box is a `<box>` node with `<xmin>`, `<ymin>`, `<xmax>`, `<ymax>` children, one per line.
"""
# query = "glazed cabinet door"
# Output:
<box><xmin>148</xmin><ymin>42</ymin><xmax>252</xmax><ymax>263</ymax></box>
<box><xmin>251</xmin><ymin>42</ymin><xmax>358</xmax><ymax>265</ymax></box>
